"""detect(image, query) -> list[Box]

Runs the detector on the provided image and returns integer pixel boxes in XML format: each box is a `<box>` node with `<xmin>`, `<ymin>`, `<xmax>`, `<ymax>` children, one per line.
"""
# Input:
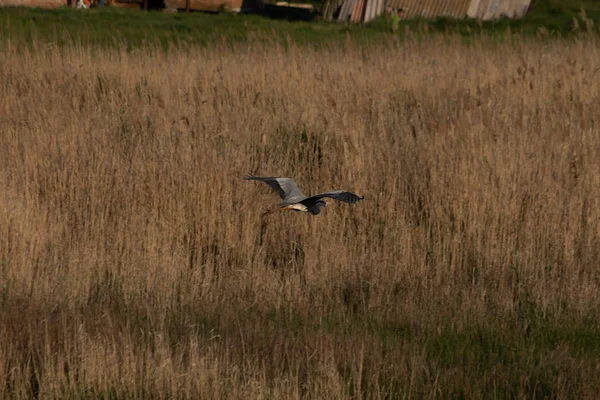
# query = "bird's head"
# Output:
<box><xmin>307</xmin><ymin>200</ymin><xmax>328</xmax><ymax>215</ymax></box>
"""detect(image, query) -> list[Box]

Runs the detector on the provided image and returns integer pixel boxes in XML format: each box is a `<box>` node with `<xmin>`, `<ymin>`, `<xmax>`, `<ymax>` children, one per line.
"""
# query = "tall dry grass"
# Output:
<box><xmin>1</xmin><ymin>34</ymin><xmax>600</xmax><ymax>398</ymax></box>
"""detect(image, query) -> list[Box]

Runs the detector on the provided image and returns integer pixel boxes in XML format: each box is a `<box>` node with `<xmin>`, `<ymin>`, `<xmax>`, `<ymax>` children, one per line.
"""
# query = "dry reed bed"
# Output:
<box><xmin>0</xmin><ymin>35</ymin><xmax>600</xmax><ymax>398</ymax></box>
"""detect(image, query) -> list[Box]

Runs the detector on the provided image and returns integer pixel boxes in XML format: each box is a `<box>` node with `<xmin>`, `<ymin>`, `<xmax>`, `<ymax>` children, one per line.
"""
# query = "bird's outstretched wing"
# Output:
<box><xmin>244</xmin><ymin>175</ymin><xmax>306</xmax><ymax>202</ymax></box>
<box><xmin>306</xmin><ymin>190</ymin><xmax>364</xmax><ymax>204</ymax></box>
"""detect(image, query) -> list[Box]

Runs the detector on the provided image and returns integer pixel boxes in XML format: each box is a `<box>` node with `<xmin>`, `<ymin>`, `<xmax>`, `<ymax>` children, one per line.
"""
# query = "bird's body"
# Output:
<box><xmin>244</xmin><ymin>175</ymin><xmax>363</xmax><ymax>215</ymax></box>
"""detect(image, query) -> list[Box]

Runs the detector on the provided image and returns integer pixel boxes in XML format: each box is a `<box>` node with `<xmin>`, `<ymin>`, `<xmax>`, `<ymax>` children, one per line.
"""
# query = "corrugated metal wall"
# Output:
<box><xmin>386</xmin><ymin>0</ymin><xmax>472</xmax><ymax>19</ymax></box>
<box><xmin>468</xmin><ymin>0</ymin><xmax>531</xmax><ymax>19</ymax></box>
<box><xmin>384</xmin><ymin>0</ymin><xmax>531</xmax><ymax>20</ymax></box>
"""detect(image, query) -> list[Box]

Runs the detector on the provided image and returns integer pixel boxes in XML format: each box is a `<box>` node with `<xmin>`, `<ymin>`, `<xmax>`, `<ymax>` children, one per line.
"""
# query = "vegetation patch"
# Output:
<box><xmin>1</xmin><ymin>9</ymin><xmax>600</xmax><ymax>398</ymax></box>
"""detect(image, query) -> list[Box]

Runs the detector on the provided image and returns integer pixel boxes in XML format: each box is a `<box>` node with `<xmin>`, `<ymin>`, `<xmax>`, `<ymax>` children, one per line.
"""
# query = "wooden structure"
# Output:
<box><xmin>0</xmin><ymin>0</ymin><xmax>65</xmax><ymax>7</ymax></box>
<box><xmin>0</xmin><ymin>0</ymin><xmax>263</xmax><ymax>11</ymax></box>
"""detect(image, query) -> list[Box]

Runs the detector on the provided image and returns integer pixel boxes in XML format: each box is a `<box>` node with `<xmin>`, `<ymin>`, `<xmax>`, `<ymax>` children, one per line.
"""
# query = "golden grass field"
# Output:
<box><xmin>1</xmin><ymin>33</ymin><xmax>600</xmax><ymax>398</ymax></box>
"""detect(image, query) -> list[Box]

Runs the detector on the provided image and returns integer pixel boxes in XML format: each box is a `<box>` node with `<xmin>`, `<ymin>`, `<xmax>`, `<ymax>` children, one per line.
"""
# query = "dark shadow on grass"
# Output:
<box><xmin>246</xmin><ymin>4</ymin><xmax>319</xmax><ymax>22</ymax></box>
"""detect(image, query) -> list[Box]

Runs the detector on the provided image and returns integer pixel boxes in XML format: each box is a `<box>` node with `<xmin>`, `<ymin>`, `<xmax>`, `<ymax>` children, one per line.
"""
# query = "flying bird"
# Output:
<box><xmin>244</xmin><ymin>175</ymin><xmax>364</xmax><ymax>215</ymax></box>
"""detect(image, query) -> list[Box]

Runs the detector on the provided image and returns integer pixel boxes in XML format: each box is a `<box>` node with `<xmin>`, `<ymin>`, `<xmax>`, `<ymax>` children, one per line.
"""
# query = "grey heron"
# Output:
<box><xmin>245</xmin><ymin>175</ymin><xmax>364</xmax><ymax>215</ymax></box>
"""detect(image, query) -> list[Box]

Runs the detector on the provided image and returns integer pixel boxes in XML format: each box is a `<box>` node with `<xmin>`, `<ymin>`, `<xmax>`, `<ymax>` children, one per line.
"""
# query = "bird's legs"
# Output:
<box><xmin>260</xmin><ymin>204</ymin><xmax>284</xmax><ymax>217</ymax></box>
<box><xmin>259</xmin><ymin>205</ymin><xmax>280</xmax><ymax>246</ymax></box>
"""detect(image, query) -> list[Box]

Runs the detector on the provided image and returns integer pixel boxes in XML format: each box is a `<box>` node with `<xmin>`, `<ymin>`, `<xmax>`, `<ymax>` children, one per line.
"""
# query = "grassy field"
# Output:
<box><xmin>2</xmin><ymin>8</ymin><xmax>600</xmax><ymax>399</ymax></box>
<box><xmin>1</xmin><ymin>0</ymin><xmax>599</xmax><ymax>49</ymax></box>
